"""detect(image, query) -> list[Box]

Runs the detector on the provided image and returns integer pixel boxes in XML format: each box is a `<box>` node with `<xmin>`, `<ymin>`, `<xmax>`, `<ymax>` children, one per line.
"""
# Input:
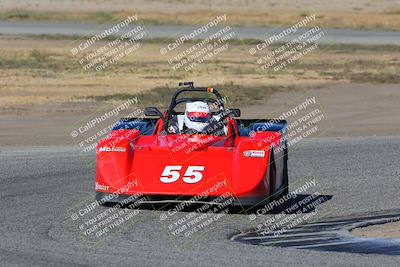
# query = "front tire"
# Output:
<box><xmin>271</xmin><ymin>144</ymin><xmax>289</xmax><ymax>200</ymax></box>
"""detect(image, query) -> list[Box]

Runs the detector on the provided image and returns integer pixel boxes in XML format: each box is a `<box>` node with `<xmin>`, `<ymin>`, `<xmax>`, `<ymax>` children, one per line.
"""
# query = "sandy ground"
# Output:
<box><xmin>242</xmin><ymin>83</ymin><xmax>400</xmax><ymax>137</ymax></box>
<box><xmin>0</xmin><ymin>0</ymin><xmax>397</xmax><ymax>13</ymax></box>
<box><xmin>1</xmin><ymin>83</ymin><xmax>399</xmax><ymax>146</ymax></box>
<box><xmin>352</xmin><ymin>221</ymin><xmax>400</xmax><ymax>238</ymax></box>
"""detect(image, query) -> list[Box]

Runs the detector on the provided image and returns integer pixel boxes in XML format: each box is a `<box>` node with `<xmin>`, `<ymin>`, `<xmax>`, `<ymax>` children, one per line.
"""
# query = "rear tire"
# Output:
<box><xmin>282</xmin><ymin>145</ymin><xmax>289</xmax><ymax>195</ymax></box>
<box><xmin>271</xmin><ymin>144</ymin><xmax>289</xmax><ymax>200</ymax></box>
<box><xmin>269</xmin><ymin>149</ymin><xmax>277</xmax><ymax>198</ymax></box>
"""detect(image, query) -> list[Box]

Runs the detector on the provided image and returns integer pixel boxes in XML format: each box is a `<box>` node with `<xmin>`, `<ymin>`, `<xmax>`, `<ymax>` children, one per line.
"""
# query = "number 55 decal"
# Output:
<box><xmin>160</xmin><ymin>166</ymin><xmax>205</xmax><ymax>184</ymax></box>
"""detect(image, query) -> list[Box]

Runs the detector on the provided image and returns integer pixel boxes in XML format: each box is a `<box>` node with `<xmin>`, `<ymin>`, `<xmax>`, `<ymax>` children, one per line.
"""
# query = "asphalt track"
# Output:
<box><xmin>0</xmin><ymin>20</ymin><xmax>399</xmax><ymax>45</ymax></box>
<box><xmin>1</xmin><ymin>136</ymin><xmax>400</xmax><ymax>266</ymax></box>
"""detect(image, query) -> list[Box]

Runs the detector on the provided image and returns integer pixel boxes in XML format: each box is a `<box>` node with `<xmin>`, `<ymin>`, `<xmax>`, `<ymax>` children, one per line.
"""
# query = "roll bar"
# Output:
<box><xmin>163</xmin><ymin>82</ymin><xmax>225</xmax><ymax>131</ymax></box>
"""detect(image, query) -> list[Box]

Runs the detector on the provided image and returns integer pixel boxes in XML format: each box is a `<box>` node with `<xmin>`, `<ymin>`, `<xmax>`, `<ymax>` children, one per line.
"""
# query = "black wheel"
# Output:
<box><xmin>269</xmin><ymin>149</ymin><xmax>277</xmax><ymax>198</ymax></box>
<box><xmin>271</xmin><ymin>143</ymin><xmax>289</xmax><ymax>200</ymax></box>
<box><xmin>282</xmin><ymin>144</ymin><xmax>289</xmax><ymax>195</ymax></box>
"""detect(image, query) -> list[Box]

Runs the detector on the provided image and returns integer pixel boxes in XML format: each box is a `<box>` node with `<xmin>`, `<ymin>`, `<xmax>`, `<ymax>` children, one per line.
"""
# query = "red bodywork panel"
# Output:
<box><xmin>95</xmin><ymin>119</ymin><xmax>282</xmax><ymax>199</ymax></box>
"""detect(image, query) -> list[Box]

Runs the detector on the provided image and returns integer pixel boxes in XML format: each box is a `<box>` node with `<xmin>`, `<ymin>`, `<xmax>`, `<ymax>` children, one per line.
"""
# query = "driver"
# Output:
<box><xmin>183</xmin><ymin>101</ymin><xmax>212</xmax><ymax>134</ymax></box>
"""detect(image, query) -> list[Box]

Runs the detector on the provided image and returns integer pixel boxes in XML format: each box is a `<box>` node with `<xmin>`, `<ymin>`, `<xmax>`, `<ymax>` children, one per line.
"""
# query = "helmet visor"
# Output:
<box><xmin>187</xmin><ymin>112</ymin><xmax>212</xmax><ymax>123</ymax></box>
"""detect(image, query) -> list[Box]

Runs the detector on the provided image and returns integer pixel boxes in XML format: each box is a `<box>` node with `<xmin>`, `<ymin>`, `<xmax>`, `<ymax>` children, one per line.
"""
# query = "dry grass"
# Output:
<box><xmin>0</xmin><ymin>37</ymin><xmax>399</xmax><ymax>113</ymax></box>
<box><xmin>1</xmin><ymin>9</ymin><xmax>400</xmax><ymax>30</ymax></box>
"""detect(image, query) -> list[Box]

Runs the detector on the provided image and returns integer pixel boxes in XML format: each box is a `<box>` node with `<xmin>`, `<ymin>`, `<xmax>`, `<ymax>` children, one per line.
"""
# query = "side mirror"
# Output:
<box><xmin>228</xmin><ymin>108</ymin><xmax>241</xmax><ymax>118</ymax></box>
<box><xmin>144</xmin><ymin>107</ymin><xmax>163</xmax><ymax>117</ymax></box>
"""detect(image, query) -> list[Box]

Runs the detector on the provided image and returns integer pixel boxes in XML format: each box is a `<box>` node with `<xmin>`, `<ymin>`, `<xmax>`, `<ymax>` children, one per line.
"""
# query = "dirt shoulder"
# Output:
<box><xmin>241</xmin><ymin>83</ymin><xmax>400</xmax><ymax>138</ymax></box>
<box><xmin>352</xmin><ymin>221</ymin><xmax>400</xmax><ymax>238</ymax></box>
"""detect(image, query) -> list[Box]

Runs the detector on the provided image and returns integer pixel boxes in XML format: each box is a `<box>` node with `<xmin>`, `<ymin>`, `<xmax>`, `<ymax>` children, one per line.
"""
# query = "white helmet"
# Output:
<box><xmin>184</xmin><ymin>101</ymin><xmax>212</xmax><ymax>133</ymax></box>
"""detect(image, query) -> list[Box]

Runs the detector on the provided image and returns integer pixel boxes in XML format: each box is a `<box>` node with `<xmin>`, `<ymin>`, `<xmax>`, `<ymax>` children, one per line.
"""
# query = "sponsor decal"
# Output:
<box><xmin>95</xmin><ymin>182</ymin><xmax>110</xmax><ymax>191</ymax></box>
<box><xmin>98</xmin><ymin>146</ymin><xmax>126</xmax><ymax>153</ymax></box>
<box><xmin>243</xmin><ymin>150</ymin><xmax>266</xmax><ymax>158</ymax></box>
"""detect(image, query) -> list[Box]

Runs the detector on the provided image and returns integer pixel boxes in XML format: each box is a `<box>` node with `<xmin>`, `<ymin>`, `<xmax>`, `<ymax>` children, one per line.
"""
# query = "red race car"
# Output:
<box><xmin>95</xmin><ymin>82</ymin><xmax>288</xmax><ymax>207</ymax></box>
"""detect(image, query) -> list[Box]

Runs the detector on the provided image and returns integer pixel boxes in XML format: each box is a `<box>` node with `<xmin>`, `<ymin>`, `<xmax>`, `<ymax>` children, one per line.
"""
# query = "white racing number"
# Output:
<box><xmin>182</xmin><ymin>166</ymin><xmax>205</xmax><ymax>184</ymax></box>
<box><xmin>160</xmin><ymin>166</ymin><xmax>205</xmax><ymax>184</ymax></box>
<box><xmin>160</xmin><ymin>166</ymin><xmax>182</xmax><ymax>183</ymax></box>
